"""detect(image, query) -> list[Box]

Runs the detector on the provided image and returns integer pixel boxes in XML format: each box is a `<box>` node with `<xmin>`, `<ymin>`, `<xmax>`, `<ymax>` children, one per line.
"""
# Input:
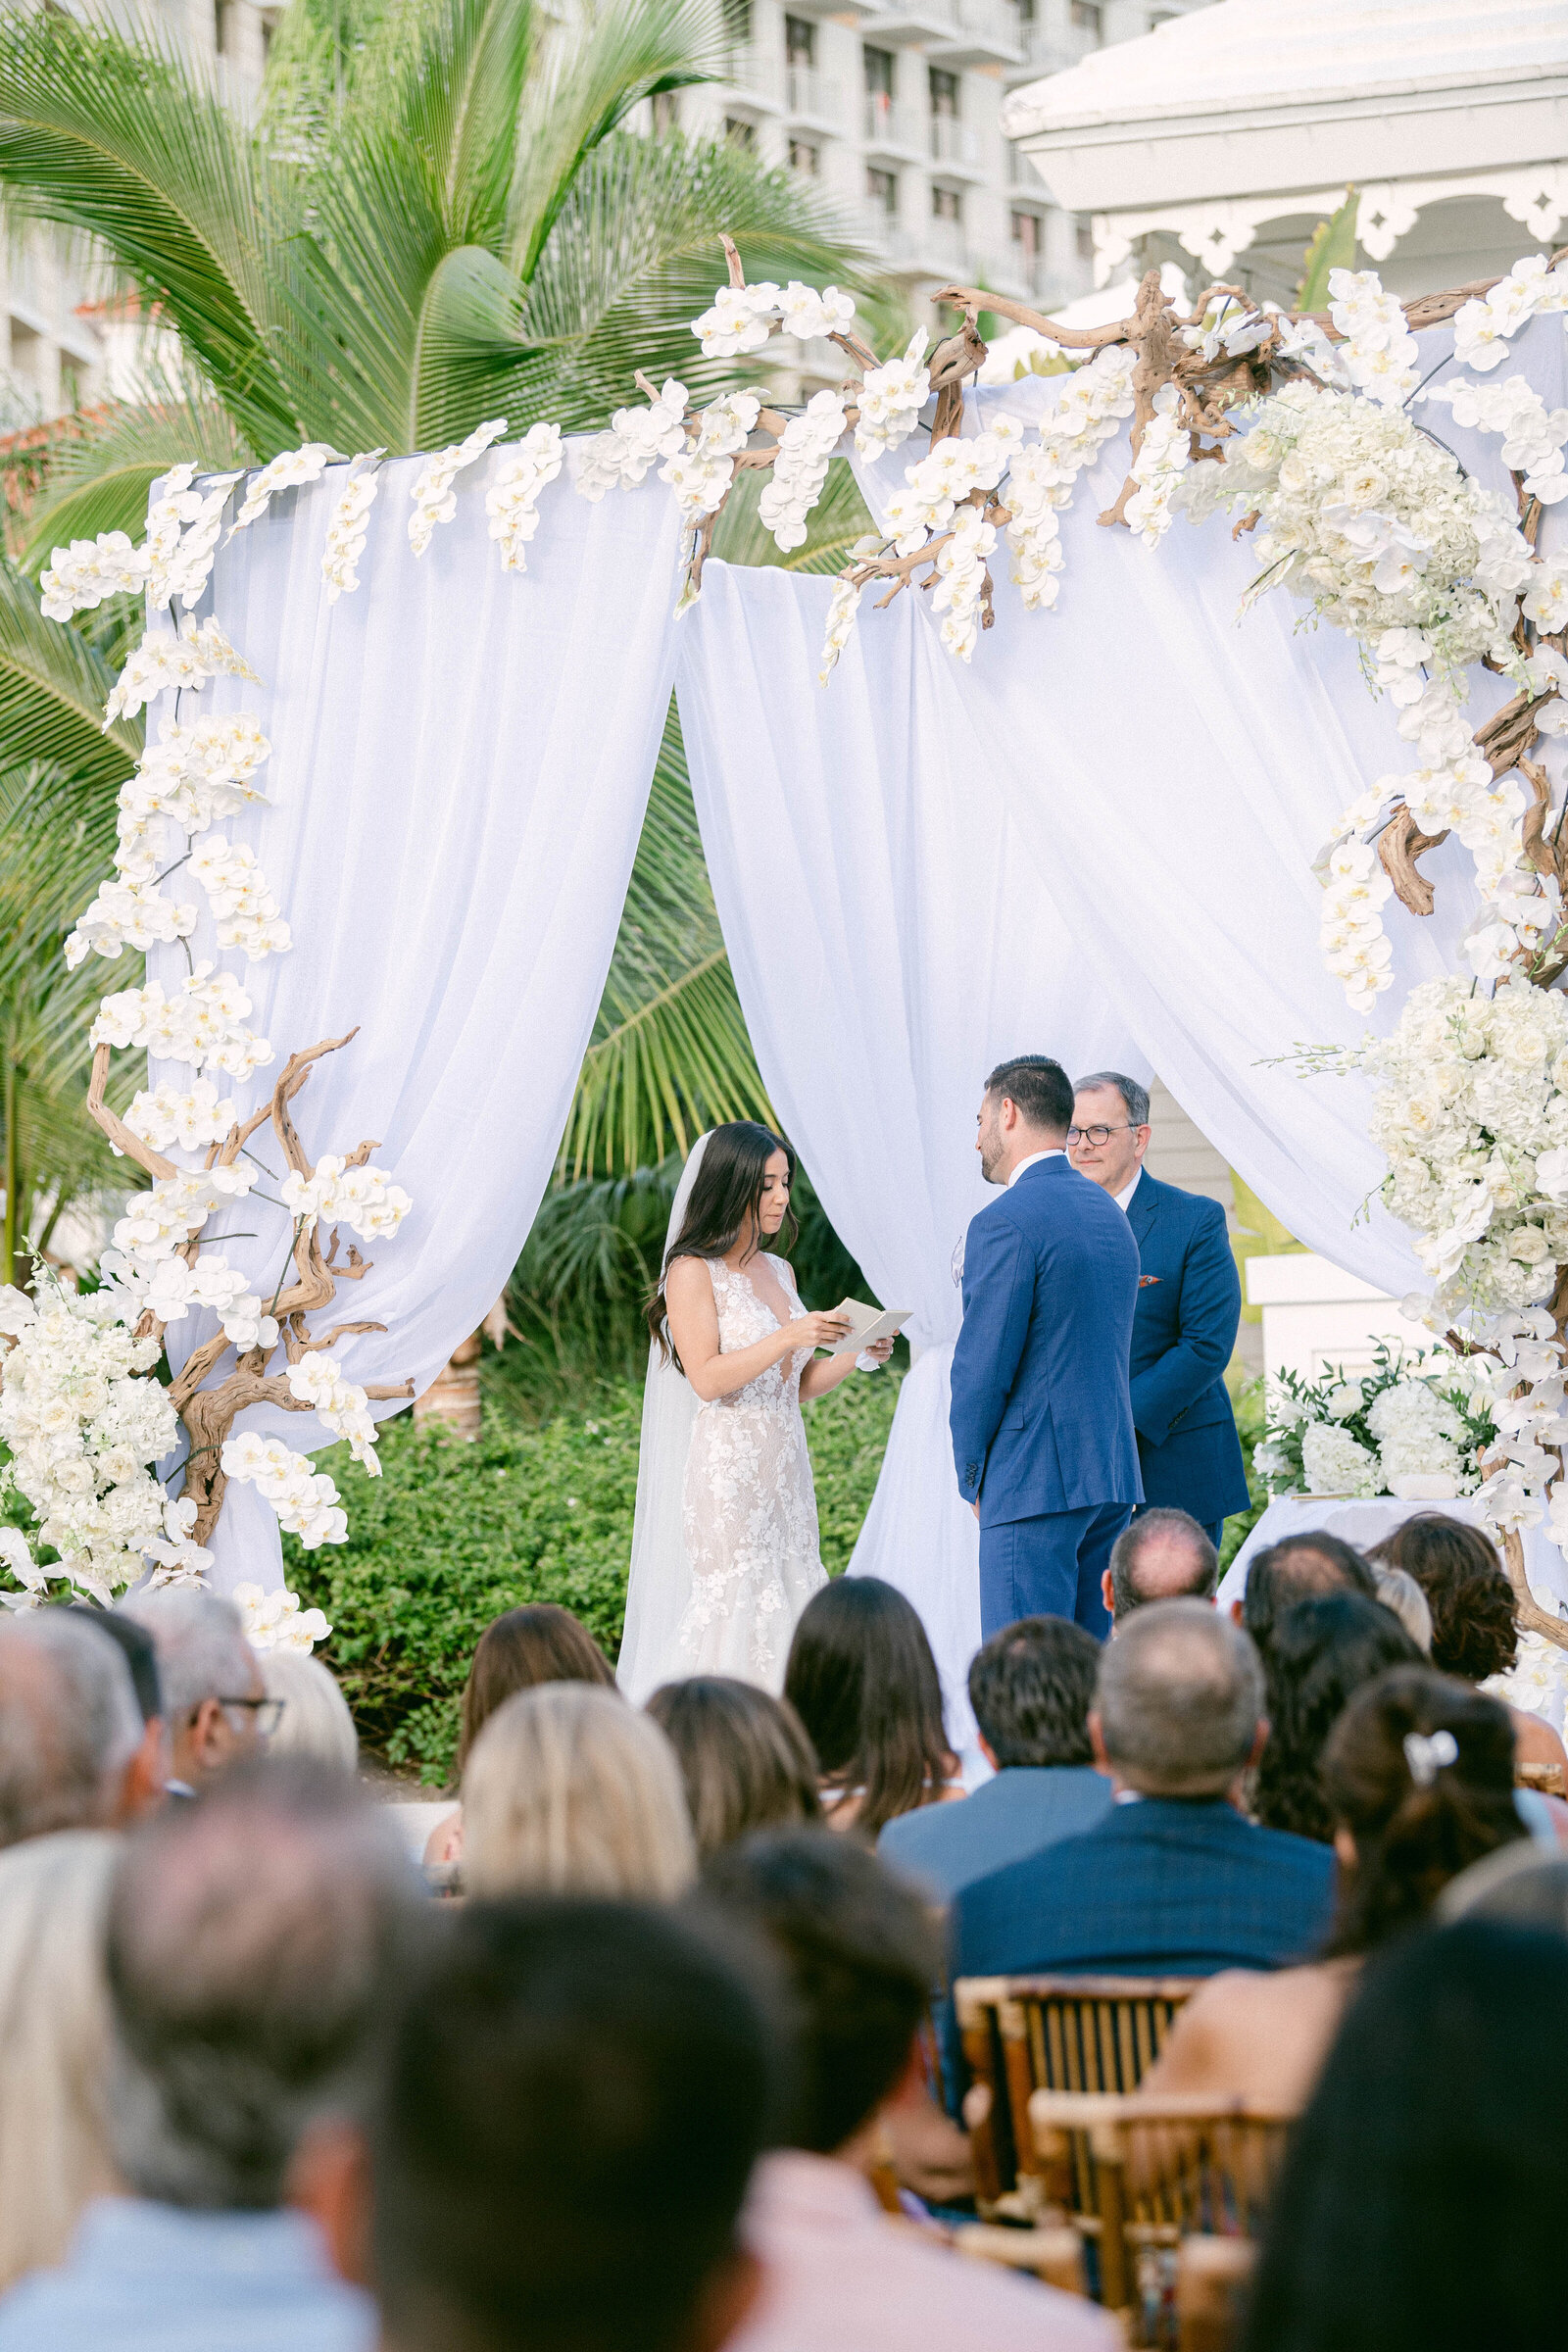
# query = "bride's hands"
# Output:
<box><xmin>783</xmin><ymin>1310</ymin><xmax>853</xmax><ymax>1356</ymax></box>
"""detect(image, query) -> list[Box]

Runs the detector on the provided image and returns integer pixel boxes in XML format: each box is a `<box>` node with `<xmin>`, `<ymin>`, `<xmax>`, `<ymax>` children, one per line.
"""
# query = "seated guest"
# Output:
<box><xmin>260</xmin><ymin>1651</ymin><xmax>358</xmax><ymax>1773</ymax></box>
<box><xmin>0</xmin><ymin>1833</ymin><xmax>120</xmax><ymax>2294</ymax></box>
<box><xmin>1370</xmin><ymin>1562</ymin><xmax>1433</xmax><ymax>1651</ymax></box>
<box><xmin>1236</xmin><ymin>1532</ymin><xmax>1376</xmax><ymax>1652</ymax></box>
<box><xmin>646</xmin><ymin>1679</ymin><xmax>821</xmax><ymax>1859</ymax></box>
<box><xmin>119</xmin><ymin>1589</ymin><xmax>269</xmax><ymax>1793</ymax></box>
<box><xmin>1141</xmin><ymin>1668</ymin><xmax>1525</xmax><ymax>2113</ymax></box>
<box><xmin>879</xmin><ymin>1616</ymin><xmax>1111</xmax><ymax>1900</ymax></box>
<box><xmin>425</xmin><ymin>1602</ymin><xmax>616</xmax><ymax>1864</ymax></box>
<box><xmin>0</xmin><ymin>1759</ymin><xmax>419</xmax><ymax>2352</ymax></box>
<box><xmin>1252</xmin><ymin>1594</ymin><xmax>1422</xmax><ymax>1841</ymax></box>
<box><xmin>337</xmin><ymin>1898</ymin><xmax>774</xmax><ymax>2352</ymax></box>
<box><xmin>0</xmin><ymin>1613</ymin><xmax>145</xmax><ymax>1847</ymax></box>
<box><xmin>1368</xmin><ymin>1512</ymin><xmax>1568</xmax><ymax>1777</ymax></box>
<box><xmin>951</xmin><ymin>1602</ymin><xmax>1336</xmax><ymax>1984</ymax></box>
<box><xmin>785</xmin><ymin>1579</ymin><xmax>961</xmax><ymax>1838</ymax></box>
<box><xmin>703</xmin><ymin>1832</ymin><xmax>1118</xmax><ymax>2352</ymax></box>
<box><xmin>73</xmin><ymin>1610</ymin><xmax>170</xmax><ymax>1817</ymax></box>
<box><xmin>464</xmin><ymin>1683</ymin><xmax>697</xmax><ymax>1900</ymax></box>
<box><xmin>1102</xmin><ymin>1508</ymin><xmax>1219</xmax><ymax>1626</ymax></box>
<box><xmin>1240</xmin><ymin>1921</ymin><xmax>1568</xmax><ymax>2352</ymax></box>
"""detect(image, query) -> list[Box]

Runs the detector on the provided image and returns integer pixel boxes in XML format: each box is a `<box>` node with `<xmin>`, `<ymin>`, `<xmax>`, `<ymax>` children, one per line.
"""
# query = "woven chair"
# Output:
<box><xmin>954</xmin><ymin>1974</ymin><xmax>1199</xmax><ymax>2214</ymax></box>
<box><xmin>1030</xmin><ymin>2091</ymin><xmax>1294</xmax><ymax>2344</ymax></box>
<box><xmin>1516</xmin><ymin>1760</ymin><xmax>1566</xmax><ymax>1799</ymax></box>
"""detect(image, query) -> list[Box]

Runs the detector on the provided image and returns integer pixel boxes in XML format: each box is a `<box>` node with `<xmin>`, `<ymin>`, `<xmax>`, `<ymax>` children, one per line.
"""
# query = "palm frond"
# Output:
<box><xmin>712</xmin><ymin>455</ymin><xmax>872</xmax><ymax>573</ymax></box>
<box><xmin>15</xmin><ymin>377</ymin><xmax>253</xmax><ymax>566</ymax></box>
<box><xmin>0</xmin><ymin>566</ymin><xmax>136</xmax><ymax>864</ymax></box>
<box><xmin>0</xmin><ymin>10</ymin><xmax>303</xmax><ymax>453</ymax></box>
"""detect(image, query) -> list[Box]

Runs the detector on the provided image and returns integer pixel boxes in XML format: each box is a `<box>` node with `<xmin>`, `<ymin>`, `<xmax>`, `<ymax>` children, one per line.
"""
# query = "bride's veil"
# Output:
<box><xmin>614</xmin><ymin>1131</ymin><xmax>711</xmax><ymax>1701</ymax></box>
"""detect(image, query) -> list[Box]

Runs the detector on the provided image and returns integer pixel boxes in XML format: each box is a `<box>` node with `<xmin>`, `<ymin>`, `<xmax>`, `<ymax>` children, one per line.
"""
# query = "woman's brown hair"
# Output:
<box><xmin>1367</xmin><ymin>1514</ymin><xmax>1518</xmax><ymax>1683</ymax></box>
<box><xmin>645</xmin><ymin>1678</ymin><xmax>822</xmax><ymax>1859</ymax></box>
<box><xmin>458</xmin><ymin>1604</ymin><xmax>616</xmax><ymax>1775</ymax></box>
<box><xmin>784</xmin><ymin>1577</ymin><xmax>956</xmax><ymax>1839</ymax></box>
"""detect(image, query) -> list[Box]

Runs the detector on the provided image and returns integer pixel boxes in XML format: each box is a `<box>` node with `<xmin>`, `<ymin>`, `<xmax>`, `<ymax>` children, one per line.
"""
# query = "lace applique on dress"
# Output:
<box><xmin>676</xmin><ymin>1253</ymin><xmax>827</xmax><ymax>1690</ymax></box>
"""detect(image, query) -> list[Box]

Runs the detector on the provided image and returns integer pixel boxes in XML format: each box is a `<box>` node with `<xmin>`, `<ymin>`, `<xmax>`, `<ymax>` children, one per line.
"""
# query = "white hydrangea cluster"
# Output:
<box><xmin>1451</xmin><ymin>254</ymin><xmax>1568</xmax><ymax>374</ymax></box>
<box><xmin>285</xmin><ymin>1349</ymin><xmax>381</xmax><ymax>1468</ymax></box>
<box><xmin>232</xmin><ymin>1579</ymin><xmax>332</xmax><ymax>1652</ymax></box>
<box><xmin>278</xmin><ymin>1152</ymin><xmax>413</xmax><ymax>1244</ymax></box>
<box><xmin>104</xmin><ymin>616</ymin><xmax>259</xmax><ymax>726</ymax></box>
<box><xmin>576</xmin><ymin>380</ymin><xmax>689</xmax><ymax>501</ymax></box>
<box><xmin>187</xmin><ymin>836</ymin><xmax>293</xmax><ymax>961</ymax></box>
<box><xmin>1123</xmin><ymin>381</ymin><xmax>1192</xmax><ymax>545</ymax></box>
<box><xmin>65</xmin><ymin>876</ymin><xmax>198</xmax><ymax>972</ymax></box>
<box><xmin>233</xmin><ymin>443</ymin><xmax>342</xmax><ymax>531</ymax></box>
<box><xmin>90</xmin><ymin>963</ymin><xmax>272</xmax><ymax>1081</ymax></box>
<box><xmin>407</xmin><ymin>418</ymin><xmax>508</xmax><ymax>556</ymax></box>
<box><xmin>40</xmin><ymin>531</ymin><xmax>150</xmax><ymax>621</ymax></box>
<box><xmin>1002</xmin><ymin>345</ymin><xmax>1138</xmax><ymax>611</ymax></box>
<box><xmin>1423</xmin><ymin>372</ymin><xmax>1568</xmax><ymax>508</ymax></box>
<box><xmin>124</xmin><ymin>1075</ymin><xmax>238</xmax><ymax>1152</ymax></box>
<box><xmin>930</xmin><ymin>506</ymin><xmax>997</xmax><ymax>661</ymax></box>
<box><xmin>817</xmin><ymin>575</ymin><xmax>864</xmax><ymax>685</ymax></box>
<box><xmin>661</xmin><ymin>392</ymin><xmax>760</xmax><ymax>527</ymax></box>
<box><xmin>1300</xmin><ymin>1419</ymin><xmax>1383</xmax><ymax>1496</ymax></box>
<box><xmin>1327</xmin><ymin>268</ymin><xmax>1420</xmax><ymax>407</ymax></box>
<box><xmin>321</xmin><ymin>456</ymin><xmax>384</xmax><ymax>601</ymax></box>
<box><xmin>854</xmin><ymin>330</ymin><xmax>931</xmax><ymax>463</ymax></box>
<box><xmin>485</xmin><ymin>422</ymin><xmax>565</xmax><ymax>571</ymax></box>
<box><xmin>1366</xmin><ymin>1378</ymin><xmax>1473</xmax><ymax>1492</ymax></box>
<box><xmin>690</xmin><ymin>279</ymin><xmax>855</xmax><ymax>360</ymax></box>
<box><xmin>220</xmin><ymin>1433</ymin><xmax>348</xmax><ymax>1547</ymax></box>
<box><xmin>758</xmin><ymin>390</ymin><xmax>849</xmax><ymax>553</ymax></box>
<box><xmin>0</xmin><ymin>1283</ymin><xmax>176</xmax><ymax>1604</ymax></box>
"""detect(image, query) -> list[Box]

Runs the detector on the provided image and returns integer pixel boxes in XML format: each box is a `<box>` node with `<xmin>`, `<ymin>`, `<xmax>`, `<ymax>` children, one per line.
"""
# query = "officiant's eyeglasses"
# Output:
<box><xmin>1067</xmin><ymin>1123</ymin><xmax>1136</xmax><ymax>1147</ymax></box>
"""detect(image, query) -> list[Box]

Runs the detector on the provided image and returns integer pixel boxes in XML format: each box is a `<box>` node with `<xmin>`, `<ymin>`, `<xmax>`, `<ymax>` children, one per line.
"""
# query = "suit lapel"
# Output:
<box><xmin>1127</xmin><ymin>1172</ymin><xmax>1160</xmax><ymax>1253</ymax></box>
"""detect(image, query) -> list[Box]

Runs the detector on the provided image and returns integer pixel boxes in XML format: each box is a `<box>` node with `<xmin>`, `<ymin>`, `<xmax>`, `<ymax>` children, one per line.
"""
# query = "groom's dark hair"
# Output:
<box><xmin>985</xmin><ymin>1055</ymin><xmax>1074</xmax><ymax>1138</ymax></box>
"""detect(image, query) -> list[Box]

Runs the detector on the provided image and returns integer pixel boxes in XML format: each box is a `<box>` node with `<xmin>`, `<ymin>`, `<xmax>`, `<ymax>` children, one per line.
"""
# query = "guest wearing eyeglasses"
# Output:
<box><xmin>119</xmin><ymin>1591</ymin><xmax>280</xmax><ymax>1795</ymax></box>
<box><xmin>1068</xmin><ymin>1074</ymin><xmax>1248</xmax><ymax>1553</ymax></box>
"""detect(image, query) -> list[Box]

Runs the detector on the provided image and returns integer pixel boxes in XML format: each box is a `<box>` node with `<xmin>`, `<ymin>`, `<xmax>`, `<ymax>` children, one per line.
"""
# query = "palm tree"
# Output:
<box><xmin>0</xmin><ymin>0</ymin><xmax>874</xmax><ymax>1265</ymax></box>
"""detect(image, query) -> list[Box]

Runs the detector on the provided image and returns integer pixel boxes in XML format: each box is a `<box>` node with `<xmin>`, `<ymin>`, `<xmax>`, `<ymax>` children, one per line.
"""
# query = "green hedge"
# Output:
<box><xmin>285</xmin><ymin>1369</ymin><xmax>903</xmax><ymax>1787</ymax></box>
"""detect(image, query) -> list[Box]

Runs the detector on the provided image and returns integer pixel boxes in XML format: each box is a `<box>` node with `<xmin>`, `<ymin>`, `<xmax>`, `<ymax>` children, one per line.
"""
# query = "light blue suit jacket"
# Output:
<box><xmin>950</xmin><ymin>1155</ymin><xmax>1142</xmax><ymax>1526</ymax></box>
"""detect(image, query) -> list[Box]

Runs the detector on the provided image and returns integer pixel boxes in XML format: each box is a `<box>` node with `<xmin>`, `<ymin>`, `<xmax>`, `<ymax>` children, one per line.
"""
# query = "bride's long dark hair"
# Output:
<box><xmin>647</xmin><ymin>1121</ymin><xmax>797</xmax><ymax>1369</ymax></box>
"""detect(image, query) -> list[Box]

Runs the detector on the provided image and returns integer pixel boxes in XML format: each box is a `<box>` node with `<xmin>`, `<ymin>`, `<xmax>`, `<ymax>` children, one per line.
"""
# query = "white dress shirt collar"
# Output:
<box><xmin>1113</xmin><ymin>1166</ymin><xmax>1143</xmax><ymax>1213</ymax></box>
<box><xmin>1005</xmin><ymin>1148</ymin><xmax>1065</xmax><ymax>1189</ymax></box>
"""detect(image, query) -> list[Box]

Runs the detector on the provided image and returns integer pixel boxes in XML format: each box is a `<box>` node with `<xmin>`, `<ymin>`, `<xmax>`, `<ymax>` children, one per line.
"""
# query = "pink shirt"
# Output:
<box><xmin>728</xmin><ymin>2150</ymin><xmax>1120</xmax><ymax>2352</ymax></box>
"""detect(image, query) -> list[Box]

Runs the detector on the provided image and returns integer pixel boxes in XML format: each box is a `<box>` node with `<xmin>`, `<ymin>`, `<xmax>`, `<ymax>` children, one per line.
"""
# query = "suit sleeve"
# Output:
<box><xmin>950</xmin><ymin>1212</ymin><xmax>1033</xmax><ymax>1503</ymax></box>
<box><xmin>1129</xmin><ymin>1197</ymin><xmax>1242</xmax><ymax>1448</ymax></box>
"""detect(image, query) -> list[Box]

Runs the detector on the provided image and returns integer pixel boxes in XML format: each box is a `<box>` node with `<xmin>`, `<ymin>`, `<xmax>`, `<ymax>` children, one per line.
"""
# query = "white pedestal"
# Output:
<box><xmin>1217</xmin><ymin>1493</ymin><xmax>1568</xmax><ymax>1620</ymax></box>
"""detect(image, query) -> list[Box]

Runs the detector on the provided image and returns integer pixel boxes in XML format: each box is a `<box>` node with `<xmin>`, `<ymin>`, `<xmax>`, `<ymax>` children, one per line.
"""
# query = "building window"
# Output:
<box><xmin>866</xmin><ymin>165</ymin><xmax>898</xmax><ymax>214</ymax></box>
<box><xmin>929</xmin><ymin>65</ymin><xmax>959</xmax><ymax>117</ymax></box>
<box><xmin>784</xmin><ymin>13</ymin><xmax>814</xmax><ymax>65</ymax></box>
<box><xmin>789</xmin><ymin>135</ymin><xmax>820</xmax><ymax>175</ymax></box>
<box><xmin>1011</xmin><ymin>209</ymin><xmax>1041</xmax><ymax>258</ymax></box>
<box><xmin>932</xmin><ymin>183</ymin><xmax>961</xmax><ymax>222</ymax></box>
<box><xmin>724</xmin><ymin>116</ymin><xmax>757</xmax><ymax>150</ymax></box>
<box><xmin>1075</xmin><ymin>214</ymin><xmax>1095</xmax><ymax>261</ymax></box>
<box><xmin>1070</xmin><ymin>0</ymin><xmax>1102</xmax><ymax>31</ymax></box>
<box><xmin>652</xmin><ymin>90</ymin><xmax>680</xmax><ymax>133</ymax></box>
<box><xmin>863</xmin><ymin>43</ymin><xmax>895</xmax><ymax>97</ymax></box>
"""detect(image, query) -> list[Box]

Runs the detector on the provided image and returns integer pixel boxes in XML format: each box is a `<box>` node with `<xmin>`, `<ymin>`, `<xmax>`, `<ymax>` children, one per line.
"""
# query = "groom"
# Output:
<box><xmin>950</xmin><ymin>1055</ymin><xmax>1142</xmax><ymax>1642</ymax></box>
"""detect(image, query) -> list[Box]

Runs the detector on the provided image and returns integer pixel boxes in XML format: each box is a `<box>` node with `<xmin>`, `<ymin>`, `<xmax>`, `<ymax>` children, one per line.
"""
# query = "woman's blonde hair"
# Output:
<box><xmin>464</xmin><ymin>1684</ymin><xmax>697</xmax><ymax>1900</ymax></box>
<box><xmin>0</xmin><ymin>1830</ymin><xmax>120</xmax><ymax>2290</ymax></box>
<box><xmin>259</xmin><ymin>1649</ymin><xmax>359</xmax><ymax>1772</ymax></box>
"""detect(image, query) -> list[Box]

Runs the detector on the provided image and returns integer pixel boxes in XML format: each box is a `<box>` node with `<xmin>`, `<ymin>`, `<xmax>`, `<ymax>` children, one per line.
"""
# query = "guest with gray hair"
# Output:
<box><xmin>0</xmin><ymin>1757</ymin><xmax>422</xmax><ymax>2352</ymax></box>
<box><xmin>119</xmin><ymin>1589</ymin><xmax>270</xmax><ymax>1793</ymax></box>
<box><xmin>950</xmin><ymin>1601</ymin><xmax>1336</xmax><ymax>1985</ymax></box>
<box><xmin>1102</xmin><ymin>1505</ymin><xmax>1219</xmax><ymax>1625</ymax></box>
<box><xmin>0</xmin><ymin>1612</ymin><xmax>145</xmax><ymax>1848</ymax></box>
<box><xmin>1068</xmin><ymin>1072</ymin><xmax>1249</xmax><ymax>1549</ymax></box>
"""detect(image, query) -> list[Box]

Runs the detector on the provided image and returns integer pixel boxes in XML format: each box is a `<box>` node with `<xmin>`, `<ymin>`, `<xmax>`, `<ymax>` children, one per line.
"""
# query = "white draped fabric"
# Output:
<box><xmin>147</xmin><ymin>450</ymin><xmax>684</xmax><ymax>1589</ymax></box>
<box><xmin>676</xmin><ymin>563</ymin><xmax>1148</xmax><ymax>1758</ymax></box>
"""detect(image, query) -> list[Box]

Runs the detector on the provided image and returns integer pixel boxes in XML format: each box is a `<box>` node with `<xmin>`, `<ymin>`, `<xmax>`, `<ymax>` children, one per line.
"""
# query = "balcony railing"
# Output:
<box><xmin>784</xmin><ymin>65</ymin><xmax>842</xmax><ymax>122</ymax></box>
<box><xmin>929</xmin><ymin>115</ymin><xmax>980</xmax><ymax>166</ymax></box>
<box><xmin>720</xmin><ymin>44</ymin><xmax>782</xmax><ymax>104</ymax></box>
<box><xmin>862</xmin><ymin>92</ymin><xmax>919</xmax><ymax>151</ymax></box>
<box><xmin>938</xmin><ymin>0</ymin><xmax>1022</xmax><ymax>57</ymax></box>
<box><xmin>1007</xmin><ymin>139</ymin><xmax>1050</xmax><ymax>192</ymax></box>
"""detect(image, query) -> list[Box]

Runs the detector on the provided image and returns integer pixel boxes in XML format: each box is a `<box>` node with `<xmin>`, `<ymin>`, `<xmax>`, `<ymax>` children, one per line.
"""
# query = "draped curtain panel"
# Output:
<box><xmin>676</xmin><ymin>563</ymin><xmax>1148</xmax><ymax>1756</ymax></box>
<box><xmin>147</xmin><ymin>451</ymin><xmax>685</xmax><ymax>1588</ymax></box>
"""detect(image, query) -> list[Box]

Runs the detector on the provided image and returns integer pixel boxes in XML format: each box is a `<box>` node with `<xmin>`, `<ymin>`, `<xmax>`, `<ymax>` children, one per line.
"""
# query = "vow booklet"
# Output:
<box><xmin>824</xmin><ymin>1298</ymin><xmax>912</xmax><ymax>1356</ymax></box>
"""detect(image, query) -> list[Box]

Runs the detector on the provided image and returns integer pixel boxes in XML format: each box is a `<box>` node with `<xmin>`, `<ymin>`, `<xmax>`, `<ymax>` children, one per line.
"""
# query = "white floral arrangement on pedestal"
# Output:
<box><xmin>1255</xmin><ymin>1340</ymin><xmax>1496</xmax><ymax>1503</ymax></box>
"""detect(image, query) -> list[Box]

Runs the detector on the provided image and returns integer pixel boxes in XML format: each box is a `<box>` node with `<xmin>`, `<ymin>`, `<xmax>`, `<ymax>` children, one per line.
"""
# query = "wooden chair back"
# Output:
<box><xmin>1030</xmin><ymin>2091</ymin><xmax>1294</xmax><ymax>2340</ymax></box>
<box><xmin>1517</xmin><ymin>1760</ymin><xmax>1566</xmax><ymax>1798</ymax></box>
<box><xmin>954</xmin><ymin>1974</ymin><xmax>1198</xmax><ymax>2210</ymax></box>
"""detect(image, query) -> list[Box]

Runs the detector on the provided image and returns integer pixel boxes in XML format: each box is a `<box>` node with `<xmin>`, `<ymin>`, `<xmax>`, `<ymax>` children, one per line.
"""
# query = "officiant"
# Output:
<box><xmin>1069</xmin><ymin>1074</ymin><xmax>1250</xmax><ymax>1549</ymax></box>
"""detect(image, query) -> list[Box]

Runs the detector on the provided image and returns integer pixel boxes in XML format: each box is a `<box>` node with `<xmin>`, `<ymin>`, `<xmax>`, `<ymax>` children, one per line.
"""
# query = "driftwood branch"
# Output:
<box><xmin>1502</xmin><ymin>1529</ymin><xmax>1568</xmax><ymax>1654</ymax></box>
<box><xmin>1377</xmin><ymin>808</ymin><xmax>1449</xmax><ymax>916</ymax></box>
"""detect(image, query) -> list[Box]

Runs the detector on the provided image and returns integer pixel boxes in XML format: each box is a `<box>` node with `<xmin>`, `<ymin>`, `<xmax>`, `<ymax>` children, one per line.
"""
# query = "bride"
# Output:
<box><xmin>616</xmin><ymin>1123</ymin><xmax>892</xmax><ymax>1701</ymax></box>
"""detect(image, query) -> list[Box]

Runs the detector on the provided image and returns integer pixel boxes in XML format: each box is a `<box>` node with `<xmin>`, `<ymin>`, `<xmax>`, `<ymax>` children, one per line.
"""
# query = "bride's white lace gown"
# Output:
<box><xmin>677</xmin><ymin>1253</ymin><xmax>827</xmax><ymax>1690</ymax></box>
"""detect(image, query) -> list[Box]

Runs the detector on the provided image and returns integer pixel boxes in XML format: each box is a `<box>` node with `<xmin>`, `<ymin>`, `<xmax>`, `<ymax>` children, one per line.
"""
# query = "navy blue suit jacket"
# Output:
<box><xmin>950</xmin><ymin>1156</ymin><xmax>1142</xmax><ymax>1526</ymax></box>
<box><xmin>951</xmin><ymin>1795</ymin><xmax>1337</xmax><ymax>1983</ymax></box>
<box><xmin>1127</xmin><ymin>1173</ymin><xmax>1250</xmax><ymax>1528</ymax></box>
<box><xmin>878</xmin><ymin>1765</ymin><xmax>1114</xmax><ymax>1905</ymax></box>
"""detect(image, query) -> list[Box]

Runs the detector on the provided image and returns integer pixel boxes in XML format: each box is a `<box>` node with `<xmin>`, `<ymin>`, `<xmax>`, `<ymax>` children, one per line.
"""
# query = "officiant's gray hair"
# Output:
<box><xmin>1075</xmin><ymin>1071</ymin><xmax>1151</xmax><ymax>1128</ymax></box>
<box><xmin>1096</xmin><ymin>1601</ymin><xmax>1264</xmax><ymax>1797</ymax></box>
